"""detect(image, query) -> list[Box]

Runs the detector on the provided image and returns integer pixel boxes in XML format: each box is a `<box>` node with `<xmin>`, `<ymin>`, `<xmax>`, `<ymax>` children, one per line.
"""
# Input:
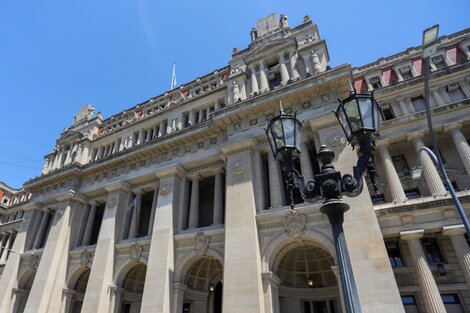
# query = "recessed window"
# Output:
<box><xmin>369</xmin><ymin>76</ymin><xmax>382</xmax><ymax>89</ymax></box>
<box><xmin>381</xmin><ymin>104</ymin><xmax>395</xmax><ymax>120</ymax></box>
<box><xmin>411</xmin><ymin>96</ymin><xmax>426</xmax><ymax>112</ymax></box>
<box><xmin>405</xmin><ymin>189</ymin><xmax>421</xmax><ymax>199</ymax></box>
<box><xmin>386</xmin><ymin>241</ymin><xmax>405</xmax><ymax>267</ymax></box>
<box><xmin>392</xmin><ymin>155</ymin><xmax>410</xmax><ymax>175</ymax></box>
<box><xmin>431</xmin><ymin>55</ymin><xmax>446</xmax><ymax>70</ymax></box>
<box><xmin>446</xmin><ymin>83</ymin><xmax>466</xmax><ymax>102</ymax></box>
<box><xmin>399</xmin><ymin>66</ymin><xmax>413</xmax><ymax>80</ymax></box>
<box><xmin>421</xmin><ymin>237</ymin><xmax>445</xmax><ymax>264</ymax></box>
<box><xmin>401</xmin><ymin>295</ymin><xmax>417</xmax><ymax>305</ymax></box>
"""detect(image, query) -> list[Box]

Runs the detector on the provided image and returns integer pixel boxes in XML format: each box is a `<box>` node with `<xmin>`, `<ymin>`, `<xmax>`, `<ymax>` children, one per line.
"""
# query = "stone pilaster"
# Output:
<box><xmin>129</xmin><ymin>189</ymin><xmax>143</xmax><ymax>239</ymax></box>
<box><xmin>432</xmin><ymin>90</ymin><xmax>445</xmax><ymax>106</ymax></box>
<box><xmin>81</xmin><ymin>182</ymin><xmax>130</xmax><ymax>313</ymax></box>
<box><xmin>33</xmin><ymin>211</ymin><xmax>49</xmax><ymax>249</ymax></box>
<box><xmin>400</xmin><ymin>229</ymin><xmax>446</xmax><ymax>313</ymax></box>
<box><xmin>220</xmin><ymin>138</ymin><xmax>265</xmax><ymax>313</ymax></box>
<box><xmin>141</xmin><ymin>165</ymin><xmax>183</xmax><ymax>313</ymax></box>
<box><xmin>444</xmin><ymin>123</ymin><xmax>470</xmax><ymax>175</ymax></box>
<box><xmin>442</xmin><ymin>225</ymin><xmax>470</xmax><ymax>290</ymax></box>
<box><xmin>279</xmin><ymin>54</ymin><xmax>290</xmax><ymax>86</ymax></box>
<box><xmin>376</xmin><ymin>140</ymin><xmax>406</xmax><ymax>203</ymax></box>
<box><xmin>23</xmin><ymin>192</ymin><xmax>81</xmax><ymax>313</ymax></box>
<box><xmin>81</xmin><ymin>203</ymin><xmax>96</xmax><ymax>246</ymax></box>
<box><xmin>262</xmin><ymin>272</ymin><xmax>280</xmax><ymax>313</ymax></box>
<box><xmin>259</xmin><ymin>63</ymin><xmax>269</xmax><ymax>93</ymax></box>
<box><xmin>408</xmin><ymin>132</ymin><xmax>447</xmax><ymax>196</ymax></box>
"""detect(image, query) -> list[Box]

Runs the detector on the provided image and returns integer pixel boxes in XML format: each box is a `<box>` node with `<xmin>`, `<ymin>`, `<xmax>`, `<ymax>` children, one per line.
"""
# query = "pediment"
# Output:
<box><xmin>244</xmin><ymin>37</ymin><xmax>297</xmax><ymax>63</ymax></box>
<box><xmin>57</xmin><ymin>130</ymin><xmax>83</xmax><ymax>144</ymax></box>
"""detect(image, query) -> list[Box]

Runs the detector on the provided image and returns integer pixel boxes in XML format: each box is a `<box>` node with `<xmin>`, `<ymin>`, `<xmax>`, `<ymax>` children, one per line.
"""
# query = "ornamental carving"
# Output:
<box><xmin>231</xmin><ymin>160</ymin><xmax>246</xmax><ymax>175</ymax></box>
<box><xmin>282</xmin><ymin>210</ymin><xmax>306</xmax><ymax>238</ymax></box>
<box><xmin>107</xmin><ymin>198</ymin><xmax>117</xmax><ymax>209</ymax></box>
<box><xmin>80</xmin><ymin>249</ymin><xmax>92</xmax><ymax>267</ymax></box>
<box><xmin>29</xmin><ymin>253</ymin><xmax>39</xmax><ymax>268</ymax></box>
<box><xmin>130</xmin><ymin>242</ymin><xmax>143</xmax><ymax>259</ymax></box>
<box><xmin>194</xmin><ymin>232</ymin><xmax>210</xmax><ymax>255</ymax></box>
<box><xmin>328</xmin><ymin>136</ymin><xmax>346</xmax><ymax>148</ymax></box>
<box><xmin>160</xmin><ymin>184</ymin><xmax>172</xmax><ymax>196</ymax></box>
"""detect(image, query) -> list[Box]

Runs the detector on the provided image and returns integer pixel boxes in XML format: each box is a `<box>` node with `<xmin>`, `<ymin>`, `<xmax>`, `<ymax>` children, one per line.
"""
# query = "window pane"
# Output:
<box><xmin>358</xmin><ymin>98</ymin><xmax>373</xmax><ymax>128</ymax></box>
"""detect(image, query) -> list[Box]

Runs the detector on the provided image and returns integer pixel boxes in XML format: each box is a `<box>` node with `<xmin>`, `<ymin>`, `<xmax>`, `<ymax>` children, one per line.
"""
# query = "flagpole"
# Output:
<box><xmin>171</xmin><ymin>63</ymin><xmax>177</xmax><ymax>90</ymax></box>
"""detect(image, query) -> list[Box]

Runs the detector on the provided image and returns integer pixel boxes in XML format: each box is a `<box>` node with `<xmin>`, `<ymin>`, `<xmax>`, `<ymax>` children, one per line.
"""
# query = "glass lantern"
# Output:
<box><xmin>266</xmin><ymin>111</ymin><xmax>302</xmax><ymax>162</ymax></box>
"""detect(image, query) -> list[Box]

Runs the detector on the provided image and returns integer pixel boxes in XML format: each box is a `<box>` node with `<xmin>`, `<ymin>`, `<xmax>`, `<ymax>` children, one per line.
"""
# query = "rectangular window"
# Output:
<box><xmin>405</xmin><ymin>189</ymin><xmax>421</xmax><ymax>199</ymax></box>
<box><xmin>411</xmin><ymin>96</ymin><xmax>426</xmax><ymax>112</ymax></box>
<box><xmin>399</xmin><ymin>66</ymin><xmax>413</xmax><ymax>80</ymax></box>
<box><xmin>446</xmin><ymin>83</ymin><xmax>466</xmax><ymax>102</ymax></box>
<box><xmin>431</xmin><ymin>55</ymin><xmax>446</xmax><ymax>70</ymax></box>
<box><xmin>381</xmin><ymin>104</ymin><xmax>395</xmax><ymax>120</ymax></box>
<box><xmin>369</xmin><ymin>76</ymin><xmax>382</xmax><ymax>89</ymax></box>
<box><xmin>386</xmin><ymin>241</ymin><xmax>405</xmax><ymax>267</ymax></box>
<box><xmin>421</xmin><ymin>238</ymin><xmax>445</xmax><ymax>264</ymax></box>
<box><xmin>401</xmin><ymin>295</ymin><xmax>419</xmax><ymax>313</ymax></box>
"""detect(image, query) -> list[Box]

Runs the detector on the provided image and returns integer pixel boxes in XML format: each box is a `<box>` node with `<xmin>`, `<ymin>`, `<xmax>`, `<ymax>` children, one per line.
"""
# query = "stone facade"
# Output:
<box><xmin>0</xmin><ymin>13</ymin><xmax>470</xmax><ymax>313</ymax></box>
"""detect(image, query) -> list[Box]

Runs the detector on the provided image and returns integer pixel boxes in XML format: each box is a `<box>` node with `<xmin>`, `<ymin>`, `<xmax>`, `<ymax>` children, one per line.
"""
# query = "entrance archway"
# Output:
<box><xmin>13</xmin><ymin>269</ymin><xmax>36</xmax><ymax>313</ymax></box>
<box><xmin>183</xmin><ymin>256</ymin><xmax>223</xmax><ymax>313</ymax></box>
<box><xmin>68</xmin><ymin>268</ymin><xmax>90</xmax><ymax>313</ymax></box>
<box><xmin>274</xmin><ymin>243</ymin><xmax>341</xmax><ymax>313</ymax></box>
<box><xmin>118</xmin><ymin>263</ymin><xmax>147</xmax><ymax>313</ymax></box>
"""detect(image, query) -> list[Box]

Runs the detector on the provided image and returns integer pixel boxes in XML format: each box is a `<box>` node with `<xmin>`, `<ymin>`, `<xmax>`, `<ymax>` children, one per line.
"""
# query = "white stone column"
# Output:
<box><xmin>376</xmin><ymin>140</ymin><xmax>407</xmax><ymax>203</ymax></box>
<box><xmin>289</xmin><ymin>51</ymin><xmax>300</xmax><ymax>81</ymax></box>
<box><xmin>220</xmin><ymin>138</ymin><xmax>265</xmax><ymax>313</ymax></box>
<box><xmin>0</xmin><ymin>210</ymin><xmax>32</xmax><ymax>313</ymax></box>
<box><xmin>432</xmin><ymin>90</ymin><xmax>445</xmax><ymax>106</ymax></box>
<box><xmin>148</xmin><ymin>182</ymin><xmax>159</xmax><ymax>236</ymax></box>
<box><xmin>82</xmin><ymin>204</ymin><xmax>97</xmax><ymax>246</ymax></box>
<box><xmin>408</xmin><ymin>132</ymin><xmax>447</xmax><ymax>196</ymax></box>
<box><xmin>33</xmin><ymin>211</ymin><xmax>49</xmax><ymax>249</ymax></box>
<box><xmin>187</xmin><ymin>174</ymin><xmax>201</xmax><ymax>229</ymax></box>
<box><xmin>262</xmin><ymin>272</ymin><xmax>280</xmax><ymax>313</ymax></box>
<box><xmin>259</xmin><ymin>63</ymin><xmax>269</xmax><ymax>93</ymax></box>
<box><xmin>401</xmin><ymin>230</ymin><xmax>446</xmax><ymax>313</ymax></box>
<box><xmin>129</xmin><ymin>190</ymin><xmax>143</xmax><ymax>239</ymax></box>
<box><xmin>0</xmin><ymin>233</ymin><xmax>11</xmax><ymax>263</ymax></box>
<box><xmin>141</xmin><ymin>165</ymin><xmax>183</xmax><ymax>313</ymax></box>
<box><xmin>398</xmin><ymin>99</ymin><xmax>410</xmax><ymax>115</ymax></box>
<box><xmin>299</xmin><ymin>141</ymin><xmax>314</xmax><ymax>182</ymax></box>
<box><xmin>267</xmin><ymin>154</ymin><xmax>285</xmax><ymax>208</ymax></box>
<box><xmin>81</xmin><ymin>183</ymin><xmax>130</xmax><ymax>313</ymax></box>
<box><xmin>442</xmin><ymin>225</ymin><xmax>470</xmax><ymax>290</ymax></box>
<box><xmin>160</xmin><ymin>120</ymin><xmax>167</xmax><ymax>137</ymax></box>
<box><xmin>445</xmin><ymin>123</ymin><xmax>470</xmax><ymax>175</ymax></box>
<box><xmin>278</xmin><ymin>54</ymin><xmax>290</xmax><ymax>86</ymax></box>
<box><xmin>23</xmin><ymin>194</ymin><xmax>78</xmax><ymax>313</ymax></box>
<box><xmin>311</xmin><ymin>51</ymin><xmax>323</xmax><ymax>74</ymax></box>
<box><xmin>212</xmin><ymin>168</ymin><xmax>224</xmax><ymax>225</ymax></box>
<box><xmin>250</xmin><ymin>66</ymin><xmax>259</xmax><ymax>96</ymax></box>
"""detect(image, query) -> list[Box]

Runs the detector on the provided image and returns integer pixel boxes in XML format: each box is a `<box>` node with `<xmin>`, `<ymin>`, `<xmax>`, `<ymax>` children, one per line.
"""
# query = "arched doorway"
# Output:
<box><xmin>118</xmin><ymin>263</ymin><xmax>147</xmax><ymax>313</ymax></box>
<box><xmin>68</xmin><ymin>268</ymin><xmax>90</xmax><ymax>313</ymax></box>
<box><xmin>13</xmin><ymin>269</ymin><xmax>36</xmax><ymax>313</ymax></box>
<box><xmin>183</xmin><ymin>256</ymin><xmax>223</xmax><ymax>313</ymax></box>
<box><xmin>275</xmin><ymin>244</ymin><xmax>340</xmax><ymax>313</ymax></box>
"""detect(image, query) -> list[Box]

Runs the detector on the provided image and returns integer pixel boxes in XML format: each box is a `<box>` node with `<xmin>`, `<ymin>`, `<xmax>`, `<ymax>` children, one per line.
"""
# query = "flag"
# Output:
<box><xmin>171</xmin><ymin>63</ymin><xmax>177</xmax><ymax>90</ymax></box>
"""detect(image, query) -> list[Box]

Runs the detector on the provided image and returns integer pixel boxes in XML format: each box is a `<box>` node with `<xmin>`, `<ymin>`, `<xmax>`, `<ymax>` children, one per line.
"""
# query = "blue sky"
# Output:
<box><xmin>0</xmin><ymin>0</ymin><xmax>469</xmax><ymax>189</ymax></box>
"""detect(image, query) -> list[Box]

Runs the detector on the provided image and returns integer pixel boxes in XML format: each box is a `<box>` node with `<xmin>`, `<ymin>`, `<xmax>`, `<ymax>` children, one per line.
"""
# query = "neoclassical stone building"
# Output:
<box><xmin>0</xmin><ymin>13</ymin><xmax>469</xmax><ymax>313</ymax></box>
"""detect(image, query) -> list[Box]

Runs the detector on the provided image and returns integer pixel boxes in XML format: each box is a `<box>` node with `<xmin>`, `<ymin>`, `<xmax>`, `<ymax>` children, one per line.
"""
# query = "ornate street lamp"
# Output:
<box><xmin>266</xmin><ymin>91</ymin><xmax>381</xmax><ymax>313</ymax></box>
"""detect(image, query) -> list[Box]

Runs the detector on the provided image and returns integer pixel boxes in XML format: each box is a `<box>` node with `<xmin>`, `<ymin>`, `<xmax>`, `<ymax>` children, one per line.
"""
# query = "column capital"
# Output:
<box><xmin>443</xmin><ymin>122</ymin><xmax>463</xmax><ymax>134</ymax></box>
<box><xmin>211</xmin><ymin>166</ymin><xmax>225</xmax><ymax>174</ymax></box>
<box><xmin>155</xmin><ymin>164</ymin><xmax>185</xmax><ymax>180</ymax></box>
<box><xmin>130</xmin><ymin>187</ymin><xmax>145</xmax><ymax>195</ymax></box>
<box><xmin>105</xmin><ymin>180</ymin><xmax>131</xmax><ymax>193</ymax></box>
<box><xmin>375</xmin><ymin>139</ymin><xmax>391</xmax><ymax>149</ymax></box>
<box><xmin>407</xmin><ymin>131</ymin><xmax>424</xmax><ymax>143</ymax></box>
<box><xmin>400</xmin><ymin>229</ymin><xmax>424</xmax><ymax>241</ymax></box>
<box><xmin>187</xmin><ymin>173</ymin><xmax>202</xmax><ymax>181</ymax></box>
<box><xmin>442</xmin><ymin>224</ymin><xmax>467</xmax><ymax>236</ymax></box>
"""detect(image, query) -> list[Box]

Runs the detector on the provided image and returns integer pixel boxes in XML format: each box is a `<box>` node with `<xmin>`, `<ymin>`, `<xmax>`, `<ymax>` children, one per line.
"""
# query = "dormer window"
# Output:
<box><xmin>431</xmin><ymin>55</ymin><xmax>446</xmax><ymax>70</ymax></box>
<box><xmin>369</xmin><ymin>76</ymin><xmax>382</xmax><ymax>89</ymax></box>
<box><xmin>399</xmin><ymin>66</ymin><xmax>413</xmax><ymax>80</ymax></box>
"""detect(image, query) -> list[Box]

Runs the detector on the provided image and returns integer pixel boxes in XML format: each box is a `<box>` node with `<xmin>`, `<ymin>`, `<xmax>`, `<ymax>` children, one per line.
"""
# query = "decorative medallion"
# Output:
<box><xmin>160</xmin><ymin>184</ymin><xmax>172</xmax><ymax>196</ymax></box>
<box><xmin>194</xmin><ymin>232</ymin><xmax>210</xmax><ymax>255</ymax></box>
<box><xmin>231</xmin><ymin>160</ymin><xmax>246</xmax><ymax>175</ymax></box>
<box><xmin>282</xmin><ymin>210</ymin><xmax>306</xmax><ymax>238</ymax></box>
<box><xmin>107</xmin><ymin>197</ymin><xmax>117</xmax><ymax>209</ymax></box>
<box><xmin>80</xmin><ymin>249</ymin><xmax>91</xmax><ymax>267</ymax></box>
<box><xmin>130</xmin><ymin>242</ymin><xmax>143</xmax><ymax>259</ymax></box>
<box><xmin>29</xmin><ymin>253</ymin><xmax>39</xmax><ymax>268</ymax></box>
<box><xmin>328</xmin><ymin>136</ymin><xmax>346</xmax><ymax>148</ymax></box>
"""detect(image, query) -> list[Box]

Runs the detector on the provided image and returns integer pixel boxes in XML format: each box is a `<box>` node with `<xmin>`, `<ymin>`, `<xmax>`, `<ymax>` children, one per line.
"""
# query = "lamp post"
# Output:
<box><xmin>265</xmin><ymin>92</ymin><xmax>381</xmax><ymax>313</ymax></box>
<box><xmin>421</xmin><ymin>25</ymin><xmax>470</xmax><ymax>235</ymax></box>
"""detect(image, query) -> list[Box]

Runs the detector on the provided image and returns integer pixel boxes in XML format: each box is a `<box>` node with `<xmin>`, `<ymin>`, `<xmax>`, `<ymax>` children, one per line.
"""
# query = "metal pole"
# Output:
<box><xmin>322</xmin><ymin>200</ymin><xmax>362</xmax><ymax>313</ymax></box>
<box><xmin>423</xmin><ymin>56</ymin><xmax>470</xmax><ymax>235</ymax></box>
